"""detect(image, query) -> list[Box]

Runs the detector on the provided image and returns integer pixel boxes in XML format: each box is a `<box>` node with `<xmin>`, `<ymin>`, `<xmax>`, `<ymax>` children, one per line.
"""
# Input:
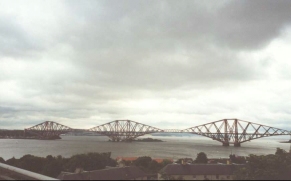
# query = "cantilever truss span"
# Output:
<box><xmin>25</xmin><ymin>118</ymin><xmax>291</xmax><ymax>146</ymax></box>
<box><xmin>182</xmin><ymin>119</ymin><xmax>291</xmax><ymax>146</ymax></box>
<box><xmin>25</xmin><ymin>121</ymin><xmax>73</xmax><ymax>139</ymax></box>
<box><xmin>88</xmin><ymin>120</ymin><xmax>163</xmax><ymax>141</ymax></box>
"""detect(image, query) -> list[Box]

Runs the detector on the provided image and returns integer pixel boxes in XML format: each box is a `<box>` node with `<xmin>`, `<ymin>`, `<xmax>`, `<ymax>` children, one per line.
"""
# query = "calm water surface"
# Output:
<box><xmin>0</xmin><ymin>135</ymin><xmax>290</xmax><ymax>160</ymax></box>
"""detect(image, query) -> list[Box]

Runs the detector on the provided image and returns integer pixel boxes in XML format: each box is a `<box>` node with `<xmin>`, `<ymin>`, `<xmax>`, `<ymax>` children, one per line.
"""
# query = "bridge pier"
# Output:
<box><xmin>234</xmin><ymin>142</ymin><xmax>241</xmax><ymax>147</ymax></box>
<box><xmin>222</xmin><ymin>142</ymin><xmax>229</xmax><ymax>147</ymax></box>
<box><xmin>111</xmin><ymin>138</ymin><xmax>120</xmax><ymax>142</ymax></box>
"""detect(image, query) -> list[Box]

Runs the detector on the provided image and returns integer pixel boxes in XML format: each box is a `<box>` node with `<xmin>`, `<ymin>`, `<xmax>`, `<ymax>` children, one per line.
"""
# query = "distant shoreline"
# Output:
<box><xmin>0</xmin><ymin>137</ymin><xmax>37</xmax><ymax>140</ymax></box>
<box><xmin>280</xmin><ymin>140</ymin><xmax>291</xmax><ymax>143</ymax></box>
<box><xmin>133</xmin><ymin>138</ymin><xmax>164</xmax><ymax>142</ymax></box>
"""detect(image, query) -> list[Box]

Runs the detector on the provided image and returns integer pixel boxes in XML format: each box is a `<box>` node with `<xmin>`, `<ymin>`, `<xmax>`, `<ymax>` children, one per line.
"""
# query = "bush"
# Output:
<box><xmin>0</xmin><ymin>157</ymin><xmax>5</xmax><ymax>163</ymax></box>
<box><xmin>4</xmin><ymin>152</ymin><xmax>117</xmax><ymax>178</ymax></box>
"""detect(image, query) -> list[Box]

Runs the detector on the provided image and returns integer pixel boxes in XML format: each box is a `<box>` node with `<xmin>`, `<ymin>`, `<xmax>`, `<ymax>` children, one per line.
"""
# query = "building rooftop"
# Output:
<box><xmin>159</xmin><ymin>164</ymin><xmax>244</xmax><ymax>176</ymax></box>
<box><xmin>57</xmin><ymin>166</ymin><xmax>148</xmax><ymax>180</ymax></box>
<box><xmin>116</xmin><ymin>157</ymin><xmax>173</xmax><ymax>163</ymax></box>
<box><xmin>153</xmin><ymin>158</ymin><xmax>173</xmax><ymax>163</ymax></box>
<box><xmin>116</xmin><ymin>157</ymin><xmax>138</xmax><ymax>162</ymax></box>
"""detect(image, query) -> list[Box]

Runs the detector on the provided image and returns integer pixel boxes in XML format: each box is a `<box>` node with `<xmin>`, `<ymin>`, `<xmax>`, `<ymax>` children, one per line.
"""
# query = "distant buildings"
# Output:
<box><xmin>116</xmin><ymin>157</ymin><xmax>138</xmax><ymax>166</ymax></box>
<box><xmin>57</xmin><ymin>162</ymin><xmax>244</xmax><ymax>180</ymax></box>
<box><xmin>158</xmin><ymin>164</ymin><xmax>243</xmax><ymax>180</ymax></box>
<box><xmin>57</xmin><ymin>156</ymin><xmax>244</xmax><ymax>180</ymax></box>
<box><xmin>116</xmin><ymin>157</ymin><xmax>173</xmax><ymax>167</ymax></box>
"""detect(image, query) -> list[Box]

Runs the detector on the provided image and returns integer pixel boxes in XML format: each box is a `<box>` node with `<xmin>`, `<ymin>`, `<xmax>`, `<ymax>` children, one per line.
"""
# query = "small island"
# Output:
<box><xmin>133</xmin><ymin>138</ymin><xmax>164</xmax><ymax>142</ymax></box>
<box><xmin>280</xmin><ymin>140</ymin><xmax>291</xmax><ymax>143</ymax></box>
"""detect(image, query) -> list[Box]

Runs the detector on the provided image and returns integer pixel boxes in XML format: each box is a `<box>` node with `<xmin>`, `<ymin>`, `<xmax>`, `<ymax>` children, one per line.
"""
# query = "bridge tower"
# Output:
<box><xmin>234</xmin><ymin>119</ymin><xmax>241</xmax><ymax>147</ymax></box>
<box><xmin>223</xmin><ymin>119</ymin><xmax>229</xmax><ymax>146</ymax></box>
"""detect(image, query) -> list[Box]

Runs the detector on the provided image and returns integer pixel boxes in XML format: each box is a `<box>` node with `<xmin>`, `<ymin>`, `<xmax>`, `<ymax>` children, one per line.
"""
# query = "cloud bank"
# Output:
<box><xmin>1</xmin><ymin>0</ymin><xmax>291</xmax><ymax>130</ymax></box>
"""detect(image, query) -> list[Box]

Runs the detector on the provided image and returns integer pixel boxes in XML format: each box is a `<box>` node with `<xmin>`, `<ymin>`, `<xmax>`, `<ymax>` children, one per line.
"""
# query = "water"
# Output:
<box><xmin>0</xmin><ymin>135</ymin><xmax>290</xmax><ymax>160</ymax></box>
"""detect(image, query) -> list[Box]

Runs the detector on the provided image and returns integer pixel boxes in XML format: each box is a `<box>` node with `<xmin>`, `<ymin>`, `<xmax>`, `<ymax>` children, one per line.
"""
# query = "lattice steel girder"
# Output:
<box><xmin>163</xmin><ymin>129</ymin><xmax>182</xmax><ymax>133</ymax></box>
<box><xmin>89</xmin><ymin>120</ymin><xmax>164</xmax><ymax>141</ymax></box>
<box><xmin>25</xmin><ymin>121</ymin><xmax>73</xmax><ymax>138</ymax></box>
<box><xmin>182</xmin><ymin>118</ymin><xmax>291</xmax><ymax>144</ymax></box>
<box><xmin>24</xmin><ymin>119</ymin><xmax>291</xmax><ymax>144</ymax></box>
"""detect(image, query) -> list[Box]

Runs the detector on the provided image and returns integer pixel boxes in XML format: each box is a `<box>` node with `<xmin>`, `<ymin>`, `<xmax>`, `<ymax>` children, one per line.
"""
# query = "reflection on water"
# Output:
<box><xmin>0</xmin><ymin>135</ymin><xmax>290</xmax><ymax>160</ymax></box>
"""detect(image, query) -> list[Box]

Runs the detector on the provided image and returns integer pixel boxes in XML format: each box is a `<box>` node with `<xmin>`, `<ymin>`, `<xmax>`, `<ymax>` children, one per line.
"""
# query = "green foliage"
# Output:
<box><xmin>0</xmin><ymin>157</ymin><xmax>5</xmax><ymax>163</ymax></box>
<box><xmin>234</xmin><ymin>148</ymin><xmax>291</xmax><ymax>180</ymax></box>
<box><xmin>229</xmin><ymin>154</ymin><xmax>246</xmax><ymax>164</ymax></box>
<box><xmin>65</xmin><ymin>152</ymin><xmax>115</xmax><ymax>172</ymax></box>
<box><xmin>6</xmin><ymin>157</ymin><xmax>17</xmax><ymax>165</ymax></box>
<box><xmin>275</xmin><ymin>147</ymin><xmax>286</xmax><ymax>156</ymax></box>
<box><xmin>130</xmin><ymin>157</ymin><xmax>173</xmax><ymax>174</ymax></box>
<box><xmin>148</xmin><ymin>160</ymin><xmax>160</xmax><ymax>173</ymax></box>
<box><xmin>4</xmin><ymin>152</ymin><xmax>117</xmax><ymax>178</ymax></box>
<box><xmin>42</xmin><ymin>155</ymin><xmax>64</xmax><ymax>177</ymax></box>
<box><xmin>4</xmin><ymin>153</ymin><xmax>172</xmax><ymax>178</ymax></box>
<box><xmin>195</xmin><ymin>152</ymin><xmax>208</xmax><ymax>164</ymax></box>
<box><xmin>161</xmin><ymin>159</ymin><xmax>173</xmax><ymax>167</ymax></box>
<box><xmin>133</xmin><ymin>156</ymin><xmax>152</xmax><ymax>173</ymax></box>
<box><xmin>17</xmin><ymin>155</ymin><xmax>46</xmax><ymax>173</ymax></box>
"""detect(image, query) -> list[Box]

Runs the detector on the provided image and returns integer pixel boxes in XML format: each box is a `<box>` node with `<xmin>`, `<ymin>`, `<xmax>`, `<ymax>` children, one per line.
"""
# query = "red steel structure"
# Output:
<box><xmin>24</xmin><ymin>119</ymin><xmax>291</xmax><ymax>146</ymax></box>
<box><xmin>25</xmin><ymin>121</ymin><xmax>73</xmax><ymax>140</ymax></box>
<box><xmin>182</xmin><ymin>119</ymin><xmax>291</xmax><ymax>147</ymax></box>
<box><xmin>88</xmin><ymin>120</ymin><xmax>163</xmax><ymax>142</ymax></box>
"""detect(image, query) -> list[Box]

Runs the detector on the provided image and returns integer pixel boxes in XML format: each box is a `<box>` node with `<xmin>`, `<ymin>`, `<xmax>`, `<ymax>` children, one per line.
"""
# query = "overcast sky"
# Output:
<box><xmin>1</xmin><ymin>0</ymin><xmax>291</xmax><ymax>130</ymax></box>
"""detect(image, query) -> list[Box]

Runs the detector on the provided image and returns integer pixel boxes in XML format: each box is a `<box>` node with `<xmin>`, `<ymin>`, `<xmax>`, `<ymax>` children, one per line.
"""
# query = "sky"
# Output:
<box><xmin>1</xmin><ymin>0</ymin><xmax>291</xmax><ymax>130</ymax></box>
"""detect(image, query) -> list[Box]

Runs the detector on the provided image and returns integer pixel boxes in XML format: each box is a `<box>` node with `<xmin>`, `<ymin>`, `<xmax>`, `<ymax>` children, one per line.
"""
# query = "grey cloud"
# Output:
<box><xmin>215</xmin><ymin>0</ymin><xmax>291</xmax><ymax>49</ymax></box>
<box><xmin>0</xmin><ymin>106</ymin><xmax>16</xmax><ymax>114</ymax></box>
<box><xmin>0</xmin><ymin>16</ymin><xmax>43</xmax><ymax>58</ymax></box>
<box><xmin>63</xmin><ymin>0</ymin><xmax>291</xmax><ymax>50</ymax></box>
<box><xmin>0</xmin><ymin>118</ymin><xmax>38</xmax><ymax>129</ymax></box>
<box><xmin>1</xmin><ymin>0</ymin><xmax>291</xmax><ymax>129</ymax></box>
<box><xmin>52</xmin><ymin>0</ymin><xmax>290</xmax><ymax>91</ymax></box>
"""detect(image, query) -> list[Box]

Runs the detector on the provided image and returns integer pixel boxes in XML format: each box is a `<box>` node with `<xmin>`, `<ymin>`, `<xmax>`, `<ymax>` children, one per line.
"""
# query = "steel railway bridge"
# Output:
<box><xmin>19</xmin><ymin>118</ymin><xmax>291</xmax><ymax>147</ymax></box>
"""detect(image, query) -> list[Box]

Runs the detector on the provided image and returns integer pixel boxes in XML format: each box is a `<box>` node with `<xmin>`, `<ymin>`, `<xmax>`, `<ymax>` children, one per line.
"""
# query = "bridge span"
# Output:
<box><xmin>11</xmin><ymin>118</ymin><xmax>291</xmax><ymax>147</ymax></box>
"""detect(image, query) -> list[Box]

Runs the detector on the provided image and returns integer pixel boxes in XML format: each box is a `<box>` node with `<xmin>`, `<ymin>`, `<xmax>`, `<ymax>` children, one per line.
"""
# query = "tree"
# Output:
<box><xmin>43</xmin><ymin>159</ymin><xmax>63</xmax><ymax>178</ymax></box>
<box><xmin>0</xmin><ymin>157</ymin><xmax>5</xmax><ymax>163</ymax></box>
<box><xmin>234</xmin><ymin>148</ymin><xmax>291</xmax><ymax>180</ymax></box>
<box><xmin>230</xmin><ymin>154</ymin><xmax>246</xmax><ymax>164</ymax></box>
<box><xmin>120</xmin><ymin>157</ymin><xmax>172</xmax><ymax>174</ymax></box>
<box><xmin>17</xmin><ymin>155</ymin><xmax>46</xmax><ymax>174</ymax></box>
<box><xmin>4</xmin><ymin>152</ymin><xmax>117</xmax><ymax>178</ymax></box>
<box><xmin>160</xmin><ymin>159</ymin><xmax>172</xmax><ymax>168</ymax></box>
<box><xmin>148</xmin><ymin>160</ymin><xmax>160</xmax><ymax>173</ymax></box>
<box><xmin>275</xmin><ymin>147</ymin><xmax>286</xmax><ymax>156</ymax></box>
<box><xmin>133</xmin><ymin>156</ymin><xmax>152</xmax><ymax>173</ymax></box>
<box><xmin>195</xmin><ymin>152</ymin><xmax>208</xmax><ymax>164</ymax></box>
<box><xmin>64</xmin><ymin>152</ymin><xmax>116</xmax><ymax>172</ymax></box>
